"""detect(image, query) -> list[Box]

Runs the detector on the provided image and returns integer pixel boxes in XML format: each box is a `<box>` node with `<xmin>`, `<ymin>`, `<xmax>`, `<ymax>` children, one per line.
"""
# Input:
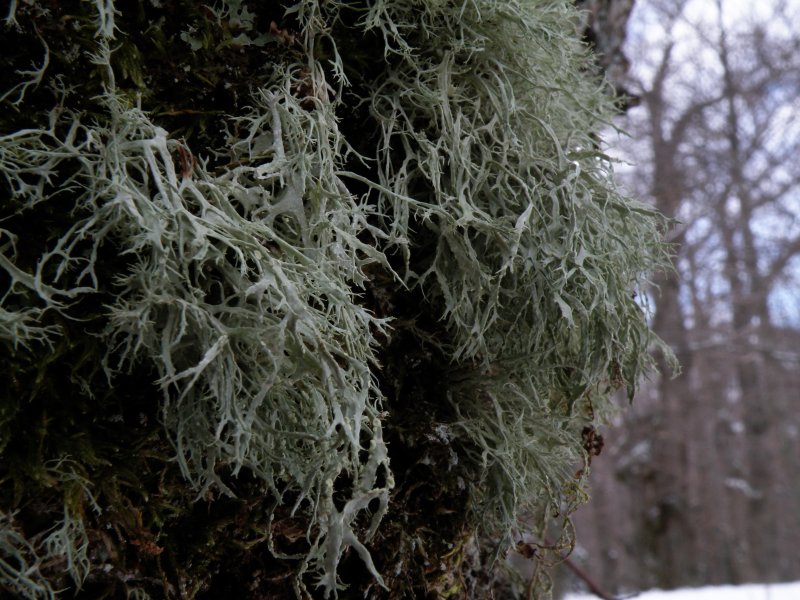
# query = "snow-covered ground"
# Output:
<box><xmin>565</xmin><ymin>582</ymin><xmax>800</xmax><ymax>600</ymax></box>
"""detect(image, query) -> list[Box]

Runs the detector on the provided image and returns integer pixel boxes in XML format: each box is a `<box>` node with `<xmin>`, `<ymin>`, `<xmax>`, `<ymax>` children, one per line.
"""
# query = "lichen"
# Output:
<box><xmin>1</xmin><ymin>1</ymin><xmax>670</xmax><ymax>598</ymax></box>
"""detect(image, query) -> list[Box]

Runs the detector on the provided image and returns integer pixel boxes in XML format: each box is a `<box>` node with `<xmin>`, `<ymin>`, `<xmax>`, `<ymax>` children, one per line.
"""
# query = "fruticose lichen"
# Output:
<box><xmin>1</xmin><ymin>1</ymin><xmax>670</xmax><ymax>598</ymax></box>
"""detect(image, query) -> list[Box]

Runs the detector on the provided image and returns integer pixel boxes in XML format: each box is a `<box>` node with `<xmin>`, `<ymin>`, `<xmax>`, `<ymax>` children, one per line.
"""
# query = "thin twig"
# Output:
<box><xmin>560</xmin><ymin>554</ymin><xmax>619</xmax><ymax>600</ymax></box>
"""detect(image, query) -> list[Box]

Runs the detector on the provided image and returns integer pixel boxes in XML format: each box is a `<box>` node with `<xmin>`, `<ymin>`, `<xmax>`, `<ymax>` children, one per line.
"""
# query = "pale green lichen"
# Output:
<box><xmin>0</xmin><ymin>511</ymin><xmax>55</xmax><ymax>600</ymax></box>
<box><xmin>0</xmin><ymin>460</ymin><xmax>98</xmax><ymax>600</ymax></box>
<box><xmin>1</xmin><ymin>0</ymin><xmax>670</xmax><ymax>597</ymax></box>
<box><xmin>357</xmin><ymin>0</ymin><xmax>670</xmax><ymax>546</ymax></box>
<box><xmin>3</xmin><ymin>5</ymin><xmax>391</xmax><ymax>597</ymax></box>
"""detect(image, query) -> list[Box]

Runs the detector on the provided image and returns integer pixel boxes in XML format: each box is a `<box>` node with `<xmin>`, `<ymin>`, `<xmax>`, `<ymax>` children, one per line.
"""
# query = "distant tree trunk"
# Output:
<box><xmin>637</xmin><ymin>87</ymin><xmax>695</xmax><ymax>587</ymax></box>
<box><xmin>572</xmin><ymin>0</ymin><xmax>800</xmax><ymax>592</ymax></box>
<box><xmin>576</xmin><ymin>0</ymin><xmax>637</xmax><ymax>91</ymax></box>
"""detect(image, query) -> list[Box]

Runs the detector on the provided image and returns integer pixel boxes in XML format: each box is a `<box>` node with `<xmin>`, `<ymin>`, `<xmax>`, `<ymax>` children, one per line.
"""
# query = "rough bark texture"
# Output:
<box><xmin>1</xmin><ymin>2</ymin><xmax>654</xmax><ymax>599</ymax></box>
<box><xmin>577</xmin><ymin>0</ymin><xmax>638</xmax><ymax>101</ymax></box>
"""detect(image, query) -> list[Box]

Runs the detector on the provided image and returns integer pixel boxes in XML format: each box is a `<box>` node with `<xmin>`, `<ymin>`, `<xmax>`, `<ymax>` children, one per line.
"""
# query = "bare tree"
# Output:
<box><xmin>570</xmin><ymin>0</ymin><xmax>800</xmax><ymax>592</ymax></box>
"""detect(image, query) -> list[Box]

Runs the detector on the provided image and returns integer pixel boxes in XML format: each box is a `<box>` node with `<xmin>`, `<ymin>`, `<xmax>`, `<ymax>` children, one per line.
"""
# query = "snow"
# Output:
<box><xmin>565</xmin><ymin>582</ymin><xmax>800</xmax><ymax>600</ymax></box>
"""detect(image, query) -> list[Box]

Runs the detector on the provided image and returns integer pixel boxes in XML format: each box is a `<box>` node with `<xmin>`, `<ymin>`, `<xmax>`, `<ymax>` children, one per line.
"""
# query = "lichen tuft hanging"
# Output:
<box><xmin>0</xmin><ymin>1</ymin><xmax>671</xmax><ymax>598</ymax></box>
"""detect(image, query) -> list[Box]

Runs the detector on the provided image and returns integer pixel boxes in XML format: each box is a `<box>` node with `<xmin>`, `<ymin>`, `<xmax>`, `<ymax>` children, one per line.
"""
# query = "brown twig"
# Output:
<box><xmin>559</xmin><ymin>553</ymin><xmax>619</xmax><ymax>600</ymax></box>
<box><xmin>520</xmin><ymin>538</ymin><xmax>620</xmax><ymax>600</ymax></box>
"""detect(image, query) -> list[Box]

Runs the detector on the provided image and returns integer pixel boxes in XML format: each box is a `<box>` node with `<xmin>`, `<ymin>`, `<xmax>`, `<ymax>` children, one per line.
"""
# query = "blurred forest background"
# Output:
<box><xmin>570</xmin><ymin>0</ymin><xmax>800</xmax><ymax>594</ymax></box>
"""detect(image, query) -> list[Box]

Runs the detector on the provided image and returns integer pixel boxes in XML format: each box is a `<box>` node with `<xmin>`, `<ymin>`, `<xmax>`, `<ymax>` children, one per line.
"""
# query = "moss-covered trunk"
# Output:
<box><xmin>1</xmin><ymin>1</ymin><xmax>667</xmax><ymax>598</ymax></box>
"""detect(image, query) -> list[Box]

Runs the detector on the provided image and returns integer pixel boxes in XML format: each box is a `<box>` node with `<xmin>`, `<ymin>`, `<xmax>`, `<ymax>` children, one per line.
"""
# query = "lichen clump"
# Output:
<box><xmin>1</xmin><ymin>1</ymin><xmax>669</xmax><ymax>598</ymax></box>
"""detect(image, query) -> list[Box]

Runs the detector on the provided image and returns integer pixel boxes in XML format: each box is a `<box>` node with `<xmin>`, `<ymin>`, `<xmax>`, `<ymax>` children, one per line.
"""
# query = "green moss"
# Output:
<box><xmin>1</xmin><ymin>1</ymin><xmax>670</xmax><ymax>598</ymax></box>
